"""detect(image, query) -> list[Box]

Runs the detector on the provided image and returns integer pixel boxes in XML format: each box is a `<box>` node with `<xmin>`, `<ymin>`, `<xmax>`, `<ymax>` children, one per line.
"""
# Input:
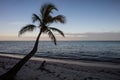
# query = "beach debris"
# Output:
<box><xmin>38</xmin><ymin>61</ymin><xmax>52</xmax><ymax>73</ymax></box>
<box><xmin>83</xmin><ymin>77</ymin><xmax>100</xmax><ymax>80</ymax></box>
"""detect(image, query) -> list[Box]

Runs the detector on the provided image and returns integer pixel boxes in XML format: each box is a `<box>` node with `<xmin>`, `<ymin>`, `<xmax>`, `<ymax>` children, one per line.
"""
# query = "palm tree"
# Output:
<box><xmin>0</xmin><ymin>3</ymin><xmax>66</xmax><ymax>80</ymax></box>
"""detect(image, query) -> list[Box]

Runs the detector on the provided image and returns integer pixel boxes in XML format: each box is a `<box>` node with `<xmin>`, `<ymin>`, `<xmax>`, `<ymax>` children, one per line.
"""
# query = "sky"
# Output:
<box><xmin>0</xmin><ymin>0</ymin><xmax>120</xmax><ymax>41</ymax></box>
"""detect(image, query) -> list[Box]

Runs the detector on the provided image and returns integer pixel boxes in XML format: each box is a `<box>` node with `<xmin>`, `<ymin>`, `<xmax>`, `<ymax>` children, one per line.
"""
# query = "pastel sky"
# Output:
<box><xmin>0</xmin><ymin>0</ymin><xmax>120</xmax><ymax>41</ymax></box>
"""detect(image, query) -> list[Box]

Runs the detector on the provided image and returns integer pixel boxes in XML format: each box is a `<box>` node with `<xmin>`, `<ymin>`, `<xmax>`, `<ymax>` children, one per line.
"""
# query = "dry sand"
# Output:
<box><xmin>0</xmin><ymin>53</ymin><xmax>120</xmax><ymax>80</ymax></box>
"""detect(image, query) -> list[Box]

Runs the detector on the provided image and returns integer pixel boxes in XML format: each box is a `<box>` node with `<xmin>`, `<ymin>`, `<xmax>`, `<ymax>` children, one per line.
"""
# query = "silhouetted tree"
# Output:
<box><xmin>0</xmin><ymin>3</ymin><xmax>66</xmax><ymax>80</ymax></box>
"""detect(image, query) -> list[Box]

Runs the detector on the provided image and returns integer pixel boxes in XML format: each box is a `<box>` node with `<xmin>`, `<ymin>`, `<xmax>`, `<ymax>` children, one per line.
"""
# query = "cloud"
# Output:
<box><xmin>65</xmin><ymin>33</ymin><xmax>86</xmax><ymax>38</ymax></box>
<box><xmin>64</xmin><ymin>32</ymin><xmax>120</xmax><ymax>41</ymax></box>
<box><xmin>0</xmin><ymin>32</ymin><xmax>120</xmax><ymax>41</ymax></box>
<box><xmin>0</xmin><ymin>21</ymin><xmax>28</xmax><ymax>29</ymax></box>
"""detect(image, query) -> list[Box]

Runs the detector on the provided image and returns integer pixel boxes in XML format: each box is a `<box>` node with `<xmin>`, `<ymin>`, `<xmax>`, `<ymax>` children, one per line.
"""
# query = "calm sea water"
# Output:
<box><xmin>0</xmin><ymin>41</ymin><xmax>120</xmax><ymax>62</ymax></box>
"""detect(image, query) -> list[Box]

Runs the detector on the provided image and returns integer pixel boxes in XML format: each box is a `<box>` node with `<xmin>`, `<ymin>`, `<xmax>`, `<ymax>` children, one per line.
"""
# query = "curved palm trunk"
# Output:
<box><xmin>0</xmin><ymin>31</ymin><xmax>42</xmax><ymax>80</ymax></box>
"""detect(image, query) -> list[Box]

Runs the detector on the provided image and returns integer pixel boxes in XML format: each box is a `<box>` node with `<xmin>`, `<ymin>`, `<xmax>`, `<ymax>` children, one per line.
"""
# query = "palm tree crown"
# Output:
<box><xmin>19</xmin><ymin>3</ymin><xmax>66</xmax><ymax>45</ymax></box>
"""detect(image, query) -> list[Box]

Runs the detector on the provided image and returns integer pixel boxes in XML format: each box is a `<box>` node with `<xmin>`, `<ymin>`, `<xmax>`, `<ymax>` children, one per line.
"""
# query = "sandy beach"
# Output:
<box><xmin>0</xmin><ymin>53</ymin><xmax>120</xmax><ymax>80</ymax></box>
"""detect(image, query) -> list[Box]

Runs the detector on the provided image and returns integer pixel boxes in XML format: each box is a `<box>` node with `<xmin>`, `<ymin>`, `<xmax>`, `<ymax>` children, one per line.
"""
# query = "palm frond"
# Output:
<box><xmin>40</xmin><ymin>3</ymin><xmax>58</xmax><ymax>20</ymax></box>
<box><xmin>48</xmin><ymin>30</ymin><xmax>57</xmax><ymax>45</ymax></box>
<box><xmin>44</xmin><ymin>28</ymin><xmax>57</xmax><ymax>45</ymax></box>
<box><xmin>32</xmin><ymin>13</ymin><xmax>42</xmax><ymax>23</ymax></box>
<box><xmin>44</xmin><ymin>15</ymin><xmax>53</xmax><ymax>24</ymax></box>
<box><xmin>52</xmin><ymin>15</ymin><xmax>66</xmax><ymax>24</ymax></box>
<box><xmin>18</xmin><ymin>24</ymin><xmax>36</xmax><ymax>36</ymax></box>
<box><xmin>49</xmin><ymin>27</ymin><xmax>64</xmax><ymax>37</ymax></box>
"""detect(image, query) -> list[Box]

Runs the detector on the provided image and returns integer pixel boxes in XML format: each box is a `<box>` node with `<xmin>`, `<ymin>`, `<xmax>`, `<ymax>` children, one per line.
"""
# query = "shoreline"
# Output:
<box><xmin>0</xmin><ymin>52</ymin><xmax>120</xmax><ymax>69</ymax></box>
<box><xmin>0</xmin><ymin>53</ymin><xmax>120</xmax><ymax>80</ymax></box>
<box><xmin>0</xmin><ymin>52</ymin><xmax>120</xmax><ymax>64</ymax></box>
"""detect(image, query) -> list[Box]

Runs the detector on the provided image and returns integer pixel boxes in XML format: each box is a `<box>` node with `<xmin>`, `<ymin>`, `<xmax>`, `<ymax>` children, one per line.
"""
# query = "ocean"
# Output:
<box><xmin>0</xmin><ymin>41</ymin><xmax>120</xmax><ymax>62</ymax></box>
